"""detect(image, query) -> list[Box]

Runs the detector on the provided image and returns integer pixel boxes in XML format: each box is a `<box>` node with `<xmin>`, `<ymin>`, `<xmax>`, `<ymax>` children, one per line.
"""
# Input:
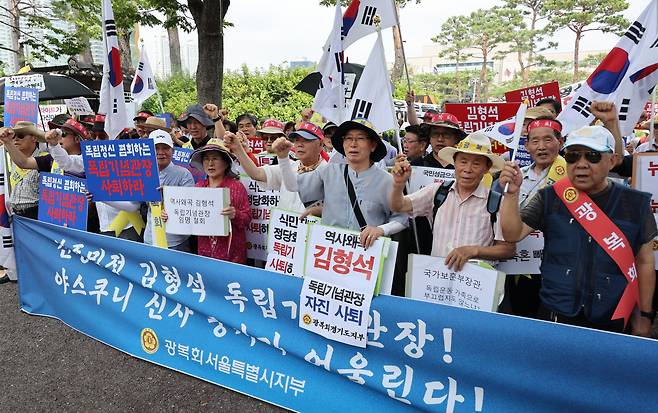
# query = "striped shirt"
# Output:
<box><xmin>9</xmin><ymin>148</ymin><xmax>41</xmax><ymax>209</ymax></box>
<box><xmin>408</xmin><ymin>182</ymin><xmax>503</xmax><ymax>258</ymax></box>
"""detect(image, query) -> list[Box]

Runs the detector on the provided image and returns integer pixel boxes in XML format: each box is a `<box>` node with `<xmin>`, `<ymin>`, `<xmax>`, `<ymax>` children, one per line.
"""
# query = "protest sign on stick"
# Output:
<box><xmin>163</xmin><ymin>186</ymin><xmax>229</xmax><ymax>236</ymax></box>
<box><xmin>497</xmin><ymin>231</ymin><xmax>544</xmax><ymax>275</ymax></box>
<box><xmin>82</xmin><ymin>139</ymin><xmax>160</xmax><ymax>202</ymax></box>
<box><xmin>37</xmin><ymin>104</ymin><xmax>67</xmax><ymax>131</ymax></box>
<box><xmin>632</xmin><ymin>153</ymin><xmax>658</xmax><ymax>269</ymax></box>
<box><xmin>4</xmin><ymin>87</ymin><xmax>39</xmax><ymax>127</ymax></box>
<box><xmin>64</xmin><ymin>97</ymin><xmax>94</xmax><ymax>116</ymax></box>
<box><xmin>407</xmin><ymin>254</ymin><xmax>505</xmax><ymax>312</ymax></box>
<box><xmin>172</xmin><ymin>147</ymin><xmax>206</xmax><ymax>184</ymax></box>
<box><xmin>7</xmin><ymin>74</ymin><xmax>45</xmax><ymax>91</ymax></box>
<box><xmin>38</xmin><ymin>173</ymin><xmax>88</xmax><ymax>230</ymax></box>
<box><xmin>505</xmin><ymin>81</ymin><xmax>561</xmax><ymax>107</ymax></box>
<box><xmin>241</xmin><ymin>175</ymin><xmax>279</xmax><ymax>260</ymax></box>
<box><xmin>408</xmin><ymin>167</ymin><xmax>455</xmax><ymax>193</ymax></box>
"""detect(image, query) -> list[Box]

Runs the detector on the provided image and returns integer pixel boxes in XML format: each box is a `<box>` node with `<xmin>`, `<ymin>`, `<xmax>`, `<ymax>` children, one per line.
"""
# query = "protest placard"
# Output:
<box><xmin>497</xmin><ymin>230</ymin><xmax>543</xmax><ymax>275</ymax></box>
<box><xmin>248</xmin><ymin>137</ymin><xmax>264</xmax><ymax>154</ymax></box>
<box><xmin>408</xmin><ymin>166</ymin><xmax>455</xmax><ymax>193</ymax></box>
<box><xmin>82</xmin><ymin>139</ymin><xmax>160</xmax><ymax>202</ymax></box>
<box><xmin>509</xmin><ymin>137</ymin><xmax>533</xmax><ymax>168</ymax></box>
<box><xmin>256</xmin><ymin>152</ymin><xmax>277</xmax><ymax>166</ymax></box>
<box><xmin>241</xmin><ymin>175</ymin><xmax>279</xmax><ymax>260</ymax></box>
<box><xmin>407</xmin><ymin>254</ymin><xmax>505</xmax><ymax>312</ymax></box>
<box><xmin>172</xmin><ymin>147</ymin><xmax>206</xmax><ymax>184</ymax></box>
<box><xmin>266</xmin><ymin>209</ymin><xmax>319</xmax><ymax>277</ymax></box>
<box><xmin>304</xmin><ymin>224</ymin><xmax>385</xmax><ymax>293</ymax></box>
<box><xmin>163</xmin><ymin>186</ymin><xmax>229</xmax><ymax>236</ymax></box>
<box><xmin>444</xmin><ymin>103</ymin><xmax>521</xmax><ymax>134</ymax></box>
<box><xmin>38</xmin><ymin>173</ymin><xmax>88</xmax><ymax>230</ymax></box>
<box><xmin>7</xmin><ymin>74</ymin><xmax>46</xmax><ymax>91</ymax></box>
<box><xmin>505</xmin><ymin>81</ymin><xmax>561</xmax><ymax>107</ymax></box>
<box><xmin>37</xmin><ymin>104</ymin><xmax>68</xmax><ymax>131</ymax></box>
<box><xmin>3</xmin><ymin>86</ymin><xmax>39</xmax><ymax>127</ymax></box>
<box><xmin>299</xmin><ymin>277</ymin><xmax>372</xmax><ymax>347</ymax></box>
<box><xmin>64</xmin><ymin>97</ymin><xmax>94</xmax><ymax>116</ymax></box>
<box><xmin>632</xmin><ymin>153</ymin><xmax>658</xmax><ymax>269</ymax></box>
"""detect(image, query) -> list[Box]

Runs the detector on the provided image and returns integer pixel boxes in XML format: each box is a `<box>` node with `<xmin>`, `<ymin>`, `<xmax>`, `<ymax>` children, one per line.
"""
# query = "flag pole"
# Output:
<box><xmin>391</xmin><ymin>0</ymin><xmax>412</xmax><ymax>92</ymax></box>
<box><xmin>504</xmin><ymin>104</ymin><xmax>527</xmax><ymax>194</ymax></box>
<box><xmin>650</xmin><ymin>87</ymin><xmax>656</xmax><ymax>138</ymax></box>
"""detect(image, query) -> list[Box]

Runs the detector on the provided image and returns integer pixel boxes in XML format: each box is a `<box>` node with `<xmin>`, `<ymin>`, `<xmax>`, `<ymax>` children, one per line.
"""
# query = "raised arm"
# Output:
<box><xmin>224</xmin><ymin>131</ymin><xmax>267</xmax><ymax>182</ymax></box>
<box><xmin>498</xmin><ymin>161</ymin><xmax>536</xmax><ymax>242</ymax></box>
<box><xmin>389</xmin><ymin>155</ymin><xmax>413</xmax><ymax>213</ymax></box>
<box><xmin>406</xmin><ymin>90</ymin><xmax>420</xmax><ymax>126</ymax></box>
<box><xmin>0</xmin><ymin>128</ymin><xmax>37</xmax><ymax>170</ymax></box>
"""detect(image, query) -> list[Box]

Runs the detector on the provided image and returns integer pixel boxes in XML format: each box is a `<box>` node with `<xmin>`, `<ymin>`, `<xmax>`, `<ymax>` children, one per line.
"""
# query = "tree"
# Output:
<box><xmin>467</xmin><ymin>7</ymin><xmax>515</xmax><ymax>100</ymax></box>
<box><xmin>188</xmin><ymin>0</ymin><xmax>230</xmax><ymax>107</ymax></box>
<box><xmin>543</xmin><ymin>0</ymin><xmax>629</xmax><ymax>81</ymax></box>
<box><xmin>432</xmin><ymin>15</ymin><xmax>472</xmax><ymax>100</ymax></box>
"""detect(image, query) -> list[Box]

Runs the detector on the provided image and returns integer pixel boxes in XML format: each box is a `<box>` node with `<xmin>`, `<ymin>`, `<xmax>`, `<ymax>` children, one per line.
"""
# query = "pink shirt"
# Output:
<box><xmin>408</xmin><ymin>182</ymin><xmax>503</xmax><ymax>258</ymax></box>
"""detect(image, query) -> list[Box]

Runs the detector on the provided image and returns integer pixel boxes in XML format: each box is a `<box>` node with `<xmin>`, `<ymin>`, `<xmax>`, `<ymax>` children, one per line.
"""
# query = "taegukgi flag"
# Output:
<box><xmin>341</xmin><ymin>0</ymin><xmax>397</xmax><ymax>48</ymax></box>
<box><xmin>478</xmin><ymin>103</ymin><xmax>527</xmax><ymax>151</ymax></box>
<box><xmin>99</xmin><ymin>0</ymin><xmax>128</xmax><ymax>139</ymax></box>
<box><xmin>558</xmin><ymin>1</ymin><xmax>658</xmax><ymax>136</ymax></box>
<box><xmin>313</xmin><ymin>1</ymin><xmax>346</xmax><ymax>124</ymax></box>
<box><xmin>345</xmin><ymin>29</ymin><xmax>397</xmax><ymax>133</ymax></box>
<box><xmin>130</xmin><ymin>46</ymin><xmax>158</xmax><ymax>105</ymax></box>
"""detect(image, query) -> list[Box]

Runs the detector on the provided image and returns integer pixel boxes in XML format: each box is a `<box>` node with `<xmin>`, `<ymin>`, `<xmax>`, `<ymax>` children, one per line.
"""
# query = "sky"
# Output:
<box><xmin>201</xmin><ymin>0</ymin><xmax>652</xmax><ymax>71</ymax></box>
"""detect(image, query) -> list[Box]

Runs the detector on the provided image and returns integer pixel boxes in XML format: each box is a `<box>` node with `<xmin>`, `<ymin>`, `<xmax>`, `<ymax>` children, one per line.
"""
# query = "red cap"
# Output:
<box><xmin>94</xmin><ymin>114</ymin><xmax>106</xmax><ymax>123</ymax></box>
<box><xmin>295</xmin><ymin>121</ymin><xmax>324</xmax><ymax>140</ymax></box>
<box><xmin>426</xmin><ymin>112</ymin><xmax>459</xmax><ymax>125</ymax></box>
<box><xmin>258</xmin><ymin>119</ymin><xmax>285</xmax><ymax>134</ymax></box>
<box><xmin>61</xmin><ymin>118</ymin><xmax>90</xmax><ymax>140</ymax></box>
<box><xmin>133</xmin><ymin>111</ymin><xmax>152</xmax><ymax>121</ymax></box>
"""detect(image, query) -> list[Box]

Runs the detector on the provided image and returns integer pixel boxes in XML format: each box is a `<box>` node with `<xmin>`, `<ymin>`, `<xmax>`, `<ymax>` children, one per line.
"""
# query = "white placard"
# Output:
<box><xmin>632</xmin><ymin>153</ymin><xmax>658</xmax><ymax>269</ymax></box>
<box><xmin>406</xmin><ymin>254</ymin><xmax>505</xmax><ymax>312</ymax></box>
<box><xmin>408</xmin><ymin>166</ymin><xmax>455</xmax><ymax>193</ymax></box>
<box><xmin>8</xmin><ymin>74</ymin><xmax>46</xmax><ymax>91</ymax></box>
<box><xmin>265</xmin><ymin>209</ymin><xmax>319</xmax><ymax>277</ymax></box>
<box><xmin>64</xmin><ymin>97</ymin><xmax>94</xmax><ymax>116</ymax></box>
<box><xmin>163</xmin><ymin>186</ymin><xmax>229</xmax><ymax>236</ymax></box>
<box><xmin>304</xmin><ymin>224</ymin><xmax>386</xmax><ymax>294</ymax></box>
<box><xmin>241</xmin><ymin>175</ymin><xmax>279</xmax><ymax>260</ymax></box>
<box><xmin>37</xmin><ymin>104</ymin><xmax>67</xmax><ymax>131</ymax></box>
<box><xmin>379</xmin><ymin>240</ymin><xmax>398</xmax><ymax>296</ymax></box>
<box><xmin>299</xmin><ymin>277</ymin><xmax>371</xmax><ymax>347</ymax></box>
<box><xmin>497</xmin><ymin>231</ymin><xmax>543</xmax><ymax>274</ymax></box>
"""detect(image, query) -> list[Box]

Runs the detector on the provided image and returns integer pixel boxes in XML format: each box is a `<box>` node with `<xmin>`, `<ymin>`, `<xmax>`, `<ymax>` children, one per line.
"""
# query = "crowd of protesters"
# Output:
<box><xmin>0</xmin><ymin>93</ymin><xmax>656</xmax><ymax>338</ymax></box>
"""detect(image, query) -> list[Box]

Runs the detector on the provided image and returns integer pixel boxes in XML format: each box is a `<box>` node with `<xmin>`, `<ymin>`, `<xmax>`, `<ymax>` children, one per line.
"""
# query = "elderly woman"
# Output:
<box><xmin>190</xmin><ymin>139</ymin><xmax>251</xmax><ymax>264</ymax></box>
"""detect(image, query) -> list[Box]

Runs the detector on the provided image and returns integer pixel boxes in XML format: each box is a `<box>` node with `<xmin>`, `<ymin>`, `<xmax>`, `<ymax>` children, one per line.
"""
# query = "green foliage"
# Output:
<box><xmin>319</xmin><ymin>0</ymin><xmax>419</xmax><ymax>6</ymax></box>
<box><xmin>140</xmin><ymin>66</ymin><xmax>315</xmax><ymax>122</ymax></box>
<box><xmin>393</xmin><ymin>70</ymin><xmax>486</xmax><ymax>104</ymax></box>
<box><xmin>488</xmin><ymin>68</ymin><xmax>590</xmax><ymax>98</ymax></box>
<box><xmin>543</xmin><ymin>0</ymin><xmax>629</xmax><ymax>36</ymax></box>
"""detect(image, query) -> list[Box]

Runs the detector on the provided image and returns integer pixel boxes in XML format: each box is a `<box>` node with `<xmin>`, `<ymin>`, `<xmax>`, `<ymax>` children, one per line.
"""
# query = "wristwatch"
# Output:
<box><xmin>640</xmin><ymin>309</ymin><xmax>656</xmax><ymax>321</ymax></box>
<box><xmin>212</xmin><ymin>116</ymin><xmax>222</xmax><ymax>123</ymax></box>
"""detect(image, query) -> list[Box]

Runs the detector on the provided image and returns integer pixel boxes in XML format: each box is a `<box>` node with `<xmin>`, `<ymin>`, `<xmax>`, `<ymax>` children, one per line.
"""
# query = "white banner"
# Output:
<box><xmin>408</xmin><ymin>166</ymin><xmax>455</xmax><ymax>194</ymax></box>
<box><xmin>241</xmin><ymin>175</ymin><xmax>279</xmax><ymax>261</ymax></box>
<box><xmin>7</xmin><ymin>74</ymin><xmax>45</xmax><ymax>91</ymax></box>
<box><xmin>497</xmin><ymin>231</ymin><xmax>544</xmax><ymax>275</ymax></box>
<box><xmin>631</xmin><ymin>152</ymin><xmax>658</xmax><ymax>269</ymax></box>
<box><xmin>407</xmin><ymin>254</ymin><xmax>505</xmax><ymax>312</ymax></box>
<box><xmin>37</xmin><ymin>104</ymin><xmax>67</xmax><ymax>131</ymax></box>
<box><xmin>163</xmin><ymin>186</ymin><xmax>229</xmax><ymax>236</ymax></box>
<box><xmin>266</xmin><ymin>209</ymin><xmax>319</xmax><ymax>277</ymax></box>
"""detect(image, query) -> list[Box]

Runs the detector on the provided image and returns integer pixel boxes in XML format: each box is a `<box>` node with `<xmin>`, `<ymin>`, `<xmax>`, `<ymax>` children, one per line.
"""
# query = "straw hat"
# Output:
<box><xmin>4</xmin><ymin>121</ymin><xmax>45</xmax><ymax>142</ymax></box>
<box><xmin>190</xmin><ymin>138</ymin><xmax>235</xmax><ymax>172</ymax></box>
<box><xmin>438</xmin><ymin>132</ymin><xmax>504</xmax><ymax>172</ymax></box>
<box><xmin>142</xmin><ymin>116</ymin><xmax>171</xmax><ymax>132</ymax></box>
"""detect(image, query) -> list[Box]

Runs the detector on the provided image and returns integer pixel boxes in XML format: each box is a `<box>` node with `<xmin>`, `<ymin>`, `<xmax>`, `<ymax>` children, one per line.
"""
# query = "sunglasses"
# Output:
<box><xmin>564</xmin><ymin>151</ymin><xmax>606</xmax><ymax>164</ymax></box>
<box><xmin>262</xmin><ymin>136</ymin><xmax>279</xmax><ymax>142</ymax></box>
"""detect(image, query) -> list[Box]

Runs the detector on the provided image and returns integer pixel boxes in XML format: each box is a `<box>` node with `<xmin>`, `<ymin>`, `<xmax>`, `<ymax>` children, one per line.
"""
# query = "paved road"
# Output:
<box><xmin>0</xmin><ymin>283</ymin><xmax>285</xmax><ymax>412</ymax></box>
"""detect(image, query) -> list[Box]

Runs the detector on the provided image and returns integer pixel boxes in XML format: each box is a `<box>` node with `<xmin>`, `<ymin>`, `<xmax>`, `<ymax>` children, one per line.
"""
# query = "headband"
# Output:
<box><xmin>528</xmin><ymin>119</ymin><xmax>562</xmax><ymax>133</ymax></box>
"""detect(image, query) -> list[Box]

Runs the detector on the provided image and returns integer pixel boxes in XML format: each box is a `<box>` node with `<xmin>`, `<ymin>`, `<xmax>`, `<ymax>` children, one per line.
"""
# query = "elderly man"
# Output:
<box><xmin>402</xmin><ymin>124</ymin><xmax>429</xmax><ymax>164</ymax></box>
<box><xmin>226</xmin><ymin>121</ymin><xmax>327</xmax><ymax>212</ymax></box>
<box><xmin>390</xmin><ymin>132</ymin><xmax>515</xmax><ymax>271</ymax></box>
<box><xmin>411</xmin><ymin>112</ymin><xmax>467</xmax><ymax>169</ymax></box>
<box><xmin>257</xmin><ymin>119</ymin><xmax>286</xmax><ymax>159</ymax></box>
<box><xmin>178</xmin><ymin>104</ymin><xmax>214</xmax><ymax>149</ymax></box>
<box><xmin>499</xmin><ymin>125</ymin><xmax>656</xmax><ymax>336</ymax></box>
<box><xmin>133</xmin><ymin>111</ymin><xmax>154</xmax><ymax>138</ymax></box>
<box><xmin>277</xmin><ymin>118</ymin><xmax>408</xmax><ymax>248</ymax></box>
<box><xmin>0</xmin><ymin>122</ymin><xmax>46</xmax><ymax>218</ymax></box>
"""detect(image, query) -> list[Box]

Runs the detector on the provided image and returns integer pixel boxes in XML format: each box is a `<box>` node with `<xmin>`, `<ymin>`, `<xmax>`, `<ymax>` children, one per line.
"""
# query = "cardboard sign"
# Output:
<box><xmin>64</xmin><ymin>97</ymin><xmax>94</xmax><ymax>116</ymax></box>
<box><xmin>266</xmin><ymin>209</ymin><xmax>319</xmax><ymax>277</ymax></box>
<box><xmin>37</xmin><ymin>104</ymin><xmax>67</xmax><ymax>131</ymax></box>
<box><xmin>444</xmin><ymin>103</ymin><xmax>521</xmax><ymax>135</ymax></box>
<box><xmin>299</xmin><ymin>277</ymin><xmax>372</xmax><ymax>347</ymax></box>
<box><xmin>163</xmin><ymin>186</ymin><xmax>229</xmax><ymax>236</ymax></box>
<box><xmin>7</xmin><ymin>74</ymin><xmax>45</xmax><ymax>91</ymax></box>
<box><xmin>3</xmin><ymin>86</ymin><xmax>39</xmax><ymax>127</ymax></box>
<box><xmin>38</xmin><ymin>173</ymin><xmax>88</xmax><ymax>230</ymax></box>
<box><xmin>241</xmin><ymin>175</ymin><xmax>280</xmax><ymax>260</ymax></box>
<box><xmin>497</xmin><ymin>231</ymin><xmax>543</xmax><ymax>274</ymax></box>
<box><xmin>304</xmin><ymin>224</ymin><xmax>386</xmax><ymax>294</ymax></box>
<box><xmin>632</xmin><ymin>153</ymin><xmax>658</xmax><ymax>269</ymax></box>
<box><xmin>505</xmin><ymin>81</ymin><xmax>561</xmax><ymax>107</ymax></box>
<box><xmin>408</xmin><ymin>166</ymin><xmax>455</xmax><ymax>194</ymax></box>
<box><xmin>407</xmin><ymin>254</ymin><xmax>505</xmax><ymax>312</ymax></box>
<box><xmin>82</xmin><ymin>139</ymin><xmax>160</xmax><ymax>202</ymax></box>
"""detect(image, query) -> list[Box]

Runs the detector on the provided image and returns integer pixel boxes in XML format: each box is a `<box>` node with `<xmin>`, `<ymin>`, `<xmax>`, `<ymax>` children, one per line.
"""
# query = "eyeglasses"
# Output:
<box><xmin>404</xmin><ymin>139</ymin><xmax>419</xmax><ymax>145</ymax></box>
<box><xmin>564</xmin><ymin>151</ymin><xmax>606</xmax><ymax>164</ymax></box>
<box><xmin>262</xmin><ymin>136</ymin><xmax>279</xmax><ymax>142</ymax></box>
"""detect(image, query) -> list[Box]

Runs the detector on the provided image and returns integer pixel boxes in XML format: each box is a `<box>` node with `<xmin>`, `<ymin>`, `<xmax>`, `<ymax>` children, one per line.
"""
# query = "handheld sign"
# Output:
<box><xmin>172</xmin><ymin>147</ymin><xmax>206</xmax><ymax>184</ymax></box>
<box><xmin>408</xmin><ymin>166</ymin><xmax>454</xmax><ymax>193</ymax></box>
<box><xmin>7</xmin><ymin>74</ymin><xmax>46</xmax><ymax>91</ymax></box>
<box><xmin>407</xmin><ymin>254</ymin><xmax>505</xmax><ymax>312</ymax></box>
<box><xmin>497</xmin><ymin>230</ymin><xmax>544</xmax><ymax>274</ymax></box>
<box><xmin>241</xmin><ymin>174</ymin><xmax>280</xmax><ymax>261</ymax></box>
<box><xmin>37</xmin><ymin>104</ymin><xmax>67</xmax><ymax>131</ymax></box>
<box><xmin>504</xmin><ymin>81</ymin><xmax>561</xmax><ymax>107</ymax></box>
<box><xmin>38</xmin><ymin>173</ymin><xmax>88</xmax><ymax>230</ymax></box>
<box><xmin>82</xmin><ymin>139</ymin><xmax>160</xmax><ymax>202</ymax></box>
<box><xmin>64</xmin><ymin>97</ymin><xmax>94</xmax><ymax>116</ymax></box>
<box><xmin>632</xmin><ymin>153</ymin><xmax>658</xmax><ymax>269</ymax></box>
<box><xmin>265</xmin><ymin>209</ymin><xmax>319</xmax><ymax>277</ymax></box>
<box><xmin>163</xmin><ymin>186</ymin><xmax>229</xmax><ymax>236</ymax></box>
<box><xmin>4</xmin><ymin>86</ymin><xmax>39</xmax><ymax>127</ymax></box>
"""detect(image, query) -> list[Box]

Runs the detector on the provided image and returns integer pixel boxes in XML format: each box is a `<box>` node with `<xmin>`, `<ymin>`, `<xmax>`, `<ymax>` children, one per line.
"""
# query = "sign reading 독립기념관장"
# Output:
<box><xmin>38</xmin><ymin>173</ymin><xmax>88</xmax><ymax>230</ymax></box>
